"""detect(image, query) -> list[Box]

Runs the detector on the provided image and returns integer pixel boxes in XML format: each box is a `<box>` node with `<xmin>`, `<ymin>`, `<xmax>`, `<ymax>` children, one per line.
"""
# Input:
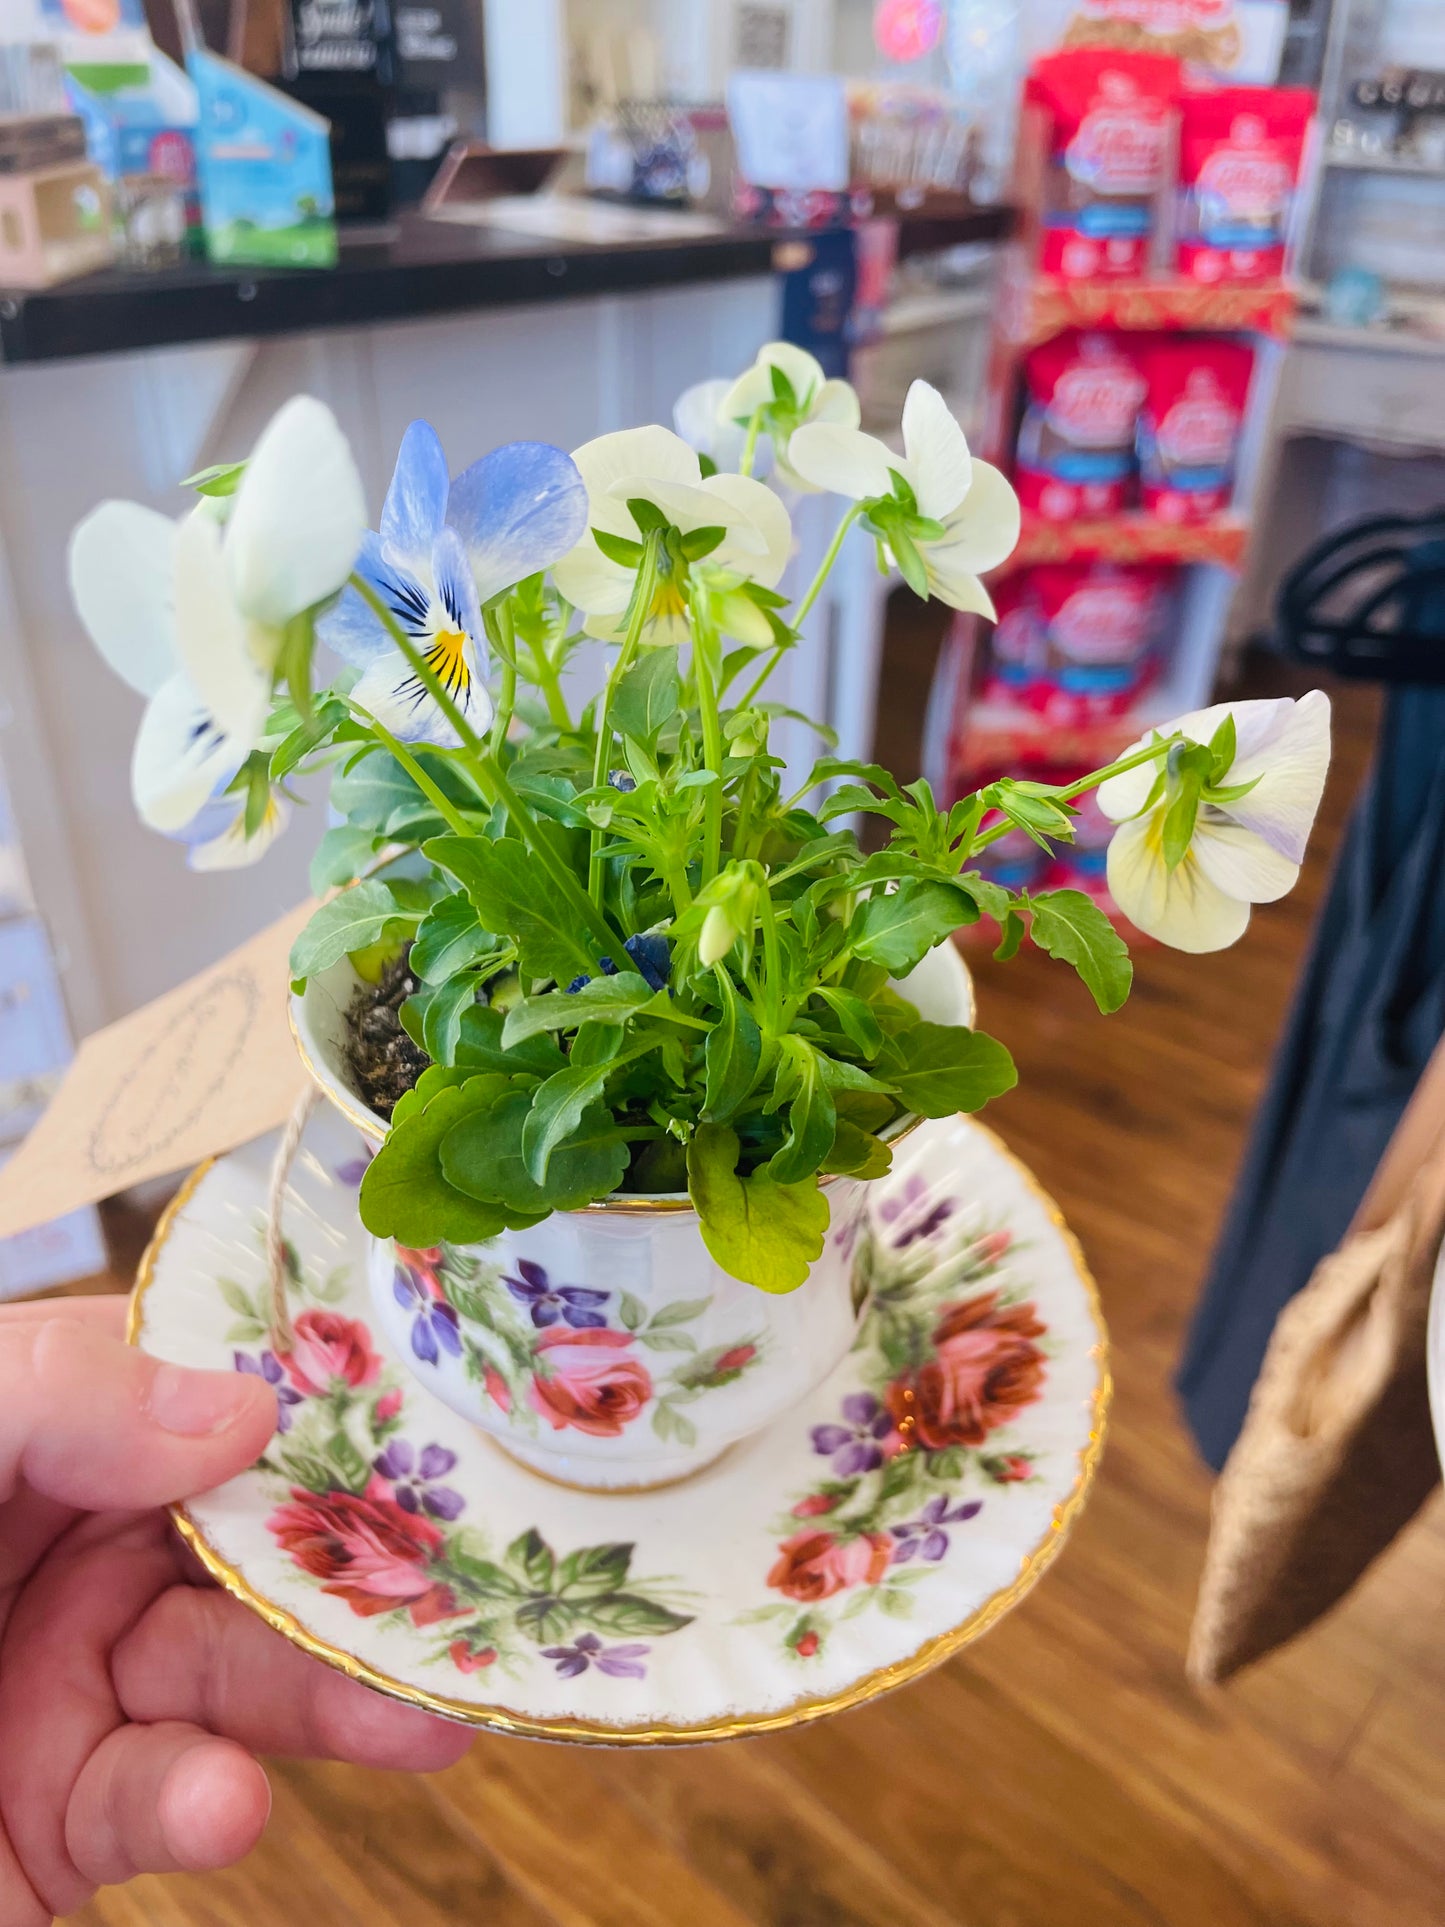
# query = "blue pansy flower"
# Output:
<box><xmin>319</xmin><ymin>420</ymin><xmax>587</xmax><ymax>746</ymax></box>
<box><xmin>566</xmin><ymin>932</ymin><xmax>671</xmax><ymax>997</ymax></box>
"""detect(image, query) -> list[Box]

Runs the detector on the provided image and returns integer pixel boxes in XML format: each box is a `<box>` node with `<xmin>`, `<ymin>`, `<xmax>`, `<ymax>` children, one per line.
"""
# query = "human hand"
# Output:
<box><xmin>0</xmin><ymin>1297</ymin><xmax>473</xmax><ymax>1923</ymax></box>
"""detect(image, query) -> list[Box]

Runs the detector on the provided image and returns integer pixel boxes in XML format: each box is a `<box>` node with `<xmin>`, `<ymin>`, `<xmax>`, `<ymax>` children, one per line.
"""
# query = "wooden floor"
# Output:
<box><xmin>75</xmin><ymin>667</ymin><xmax>1445</xmax><ymax>1927</ymax></box>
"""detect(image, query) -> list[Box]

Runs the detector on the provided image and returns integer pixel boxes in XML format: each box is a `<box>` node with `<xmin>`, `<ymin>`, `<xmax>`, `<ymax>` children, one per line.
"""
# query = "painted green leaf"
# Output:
<box><xmin>882</xmin><ymin>1023</ymin><xmax>1017</xmax><ymax>1119</ymax></box>
<box><xmin>507</xmin><ymin>1527</ymin><xmax>555</xmax><ymax>1591</ymax></box>
<box><xmin>556</xmin><ymin>1542</ymin><xmax>633</xmax><ymax>1599</ymax></box>
<box><xmin>289</xmin><ymin>881</ymin><xmax>416</xmax><ymax>979</ymax></box>
<box><xmin>358</xmin><ymin>1077</ymin><xmax>524</xmax><ymax>1245</ymax></box>
<box><xmin>849</xmin><ymin>880</ymin><xmax>973</xmax><ymax>975</ymax></box>
<box><xmin>686</xmin><ymin>1122</ymin><xmax>829</xmax><ymax>1294</ymax></box>
<box><xmin>425</xmin><ymin>834</ymin><xmax>594</xmax><ymax>983</ymax></box>
<box><xmin>1028</xmin><ymin>888</ymin><xmax>1133</xmax><ymax>1015</ymax></box>
<box><xmin>584</xmin><ymin>1593</ymin><xmax>694</xmax><ymax>1636</ymax></box>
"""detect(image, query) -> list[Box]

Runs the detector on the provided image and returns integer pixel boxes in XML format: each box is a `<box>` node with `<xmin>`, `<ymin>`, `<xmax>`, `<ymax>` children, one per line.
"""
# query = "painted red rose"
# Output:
<box><xmin>973</xmin><ymin>1229</ymin><xmax>1013</xmax><ymax>1265</ymax></box>
<box><xmin>281</xmin><ymin>1310</ymin><xmax>382</xmax><ymax>1395</ymax></box>
<box><xmin>992</xmin><ymin>1454</ymin><xmax>1033</xmax><ymax>1483</ymax></box>
<box><xmin>715</xmin><ymin>1344</ymin><xmax>758</xmax><ymax>1374</ymax></box>
<box><xmin>795</xmin><ymin>1630</ymin><xmax>820</xmax><ymax>1658</ymax></box>
<box><xmin>884</xmin><ymin>1290</ymin><xmax>1046</xmax><ymax>1450</ymax></box>
<box><xmin>528</xmin><ymin>1327</ymin><xmax>652</xmax><ymax>1438</ymax></box>
<box><xmin>792</xmin><ymin>1492</ymin><xmax>840</xmax><ymax>1518</ymax></box>
<box><xmin>766</xmin><ymin>1529</ymin><xmax>892</xmax><ymax>1603</ymax></box>
<box><xmin>483</xmin><ymin>1365</ymin><xmax>512</xmax><ymax>1414</ymax></box>
<box><xmin>375</xmin><ymin>1388</ymin><xmax>403</xmax><ymax>1424</ymax></box>
<box><xmin>450</xmin><ymin>1640</ymin><xmax>498</xmax><ymax>1673</ymax></box>
<box><xmin>268</xmin><ymin>1487</ymin><xmax>459</xmax><ymax>1625</ymax></box>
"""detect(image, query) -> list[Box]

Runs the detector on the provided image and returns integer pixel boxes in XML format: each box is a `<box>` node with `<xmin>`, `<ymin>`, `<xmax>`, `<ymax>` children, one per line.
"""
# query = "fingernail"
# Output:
<box><xmin>148</xmin><ymin>1361</ymin><xmax>259</xmax><ymax>1437</ymax></box>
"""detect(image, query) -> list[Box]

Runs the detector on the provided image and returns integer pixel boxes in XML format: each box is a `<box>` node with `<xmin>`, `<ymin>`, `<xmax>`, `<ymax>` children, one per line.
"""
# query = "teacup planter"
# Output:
<box><xmin>72</xmin><ymin>367</ymin><xmax>1329</xmax><ymax>1538</ymax></box>
<box><xmin>293</xmin><ymin>943</ymin><xmax>975</xmax><ymax>1489</ymax></box>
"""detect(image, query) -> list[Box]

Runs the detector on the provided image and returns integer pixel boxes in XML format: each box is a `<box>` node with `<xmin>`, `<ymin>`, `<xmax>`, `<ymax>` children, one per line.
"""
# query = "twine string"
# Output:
<box><xmin>265</xmin><ymin>1087</ymin><xmax>319</xmax><ymax>1353</ymax></box>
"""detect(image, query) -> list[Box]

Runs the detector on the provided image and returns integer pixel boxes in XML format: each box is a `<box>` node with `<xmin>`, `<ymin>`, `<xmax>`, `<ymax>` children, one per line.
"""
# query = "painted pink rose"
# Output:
<box><xmin>281</xmin><ymin>1310</ymin><xmax>382</xmax><ymax>1395</ymax></box>
<box><xmin>528</xmin><ymin>1328</ymin><xmax>652</xmax><ymax>1438</ymax></box>
<box><xmin>375</xmin><ymin>1387</ymin><xmax>404</xmax><ymax>1424</ymax></box>
<box><xmin>792</xmin><ymin>1492</ymin><xmax>840</xmax><ymax>1519</ymax></box>
<box><xmin>766</xmin><ymin>1529</ymin><xmax>892</xmax><ymax>1603</ymax></box>
<box><xmin>795</xmin><ymin>1630</ymin><xmax>820</xmax><ymax>1657</ymax></box>
<box><xmin>973</xmin><ymin>1229</ymin><xmax>1013</xmax><ymax>1266</ymax></box>
<box><xmin>885</xmin><ymin>1290</ymin><xmax>1046</xmax><ymax>1450</ymax></box>
<box><xmin>268</xmin><ymin>1487</ymin><xmax>459</xmax><ymax>1625</ymax></box>
<box><xmin>484</xmin><ymin>1365</ymin><xmax>512</xmax><ymax>1414</ymax></box>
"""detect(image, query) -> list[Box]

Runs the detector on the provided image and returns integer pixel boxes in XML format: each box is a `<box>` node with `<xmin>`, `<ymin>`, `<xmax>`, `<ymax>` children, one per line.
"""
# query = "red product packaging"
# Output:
<box><xmin>980</xmin><ymin>575</ymin><xmax>1047</xmax><ymax>703</ymax></box>
<box><xmin>1136</xmin><ymin>336</ymin><xmax>1253</xmax><ymax>522</ymax></box>
<box><xmin>1015</xmin><ymin>330</ymin><xmax>1148</xmax><ymax>521</ymax></box>
<box><xmin>1031</xmin><ymin>562</ymin><xmax>1175</xmax><ymax>717</ymax></box>
<box><xmin>1176</xmin><ymin>86</ymin><xmax>1315</xmax><ymax>284</ymax></box>
<box><xmin>1025</xmin><ymin>50</ymin><xmax>1182</xmax><ymax>280</ymax></box>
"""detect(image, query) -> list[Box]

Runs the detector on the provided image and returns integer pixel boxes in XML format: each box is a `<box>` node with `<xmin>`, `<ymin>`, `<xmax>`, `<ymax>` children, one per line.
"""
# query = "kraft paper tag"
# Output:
<box><xmin>0</xmin><ymin>902</ymin><xmax>315</xmax><ymax>1238</ymax></box>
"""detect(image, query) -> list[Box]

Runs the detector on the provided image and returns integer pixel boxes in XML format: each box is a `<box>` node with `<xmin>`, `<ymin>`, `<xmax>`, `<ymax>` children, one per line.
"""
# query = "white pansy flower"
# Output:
<box><xmin>718</xmin><ymin>342</ymin><xmax>860</xmax><ymax>490</ymax></box>
<box><xmin>788</xmin><ymin>380</ymin><xmax>1019</xmax><ymax>615</ymax></box>
<box><xmin>68</xmin><ymin>395</ymin><xmax>365</xmax><ymax>862</ymax></box>
<box><xmin>1098</xmin><ymin>692</ymin><xmax>1332</xmax><ymax>953</ymax></box>
<box><xmin>551</xmin><ymin>426</ymin><xmax>792</xmax><ymax>645</ymax></box>
<box><xmin>672</xmin><ymin>378</ymin><xmax>766</xmax><ymax>475</ymax></box>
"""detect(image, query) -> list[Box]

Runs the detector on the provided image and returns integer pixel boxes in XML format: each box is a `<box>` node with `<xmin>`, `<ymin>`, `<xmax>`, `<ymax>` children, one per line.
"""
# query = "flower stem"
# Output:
<box><xmin>349</xmin><ymin>572</ymin><xmax>623</xmax><ymax>962</ymax></box>
<box><xmin>689</xmin><ymin>596</ymin><xmax>726</xmax><ymax>886</ymax></box>
<box><xmin>795</xmin><ymin>500</ymin><xmax>863</xmax><ymax>628</ymax></box>
<box><xmin>739</xmin><ymin>407</ymin><xmax>765</xmax><ymax>479</ymax></box>
<box><xmin>967</xmin><ymin>736</ymin><xmax>1181</xmax><ymax>857</ymax></box>
<box><xmin>588</xmin><ymin>532</ymin><xmax>661</xmax><ymax>904</ymax></box>
<box><xmin>485</xmin><ymin>603</ymin><xmax>518</xmax><ymax>756</ymax></box>
<box><xmin>346</xmin><ymin>702</ymin><xmax>474</xmax><ymax>838</ymax></box>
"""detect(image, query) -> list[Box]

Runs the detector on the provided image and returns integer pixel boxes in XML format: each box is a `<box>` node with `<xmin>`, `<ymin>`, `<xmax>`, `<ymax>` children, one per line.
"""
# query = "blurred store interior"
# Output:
<box><xmin>1</xmin><ymin>0</ymin><xmax>1444</xmax><ymax>1920</ymax></box>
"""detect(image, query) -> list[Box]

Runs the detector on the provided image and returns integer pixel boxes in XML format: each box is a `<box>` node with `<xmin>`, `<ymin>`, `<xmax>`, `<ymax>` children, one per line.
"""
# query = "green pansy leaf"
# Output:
<box><xmin>455</xmin><ymin>1003</ymin><xmax>566</xmax><ymax>1079</ymax></box>
<box><xmin>442</xmin><ymin>1088</ymin><xmax>628</xmax><ymax>1213</ymax></box>
<box><xmin>703</xmin><ymin>968</ymin><xmax>762</xmax><ymax>1122</ymax></box>
<box><xmin>1028</xmin><ymin>889</ymin><xmax>1133</xmax><ymax>1014</ymax></box>
<box><xmin>425</xmin><ymin>834</ymin><xmax>595</xmax><ymax>984</ymax></box>
<box><xmin>182</xmin><ymin>459</ymin><xmax>245</xmax><ymax>496</ymax></box>
<box><xmin>612</xmin><ymin>644</ymin><xmax>680</xmax><ymax>743</ymax></box>
<box><xmin>309</xmin><ymin>825</ymin><xmax>378</xmax><ymax>895</ymax></box>
<box><xmin>389</xmin><ymin>1064</ymin><xmax>475</xmax><ymax>1127</ymax></box>
<box><xmin>849</xmin><ymin>880</ymin><xmax>973</xmax><ymax>975</ymax></box>
<box><xmin>594</xmin><ymin>528</ymin><xmax>644</xmax><ymax>567</ymax></box>
<box><xmin>358</xmin><ymin>1077</ymin><xmax>527</xmax><ymax>1245</ymax></box>
<box><xmin>501</xmin><ymin>972</ymin><xmax>653</xmax><ymax>1047</ymax></box>
<box><xmin>882</xmin><ymin>1023</ymin><xmax>1017</xmax><ymax>1118</ymax></box>
<box><xmin>822</xmin><ymin>1118</ymin><xmax>892</xmax><ymax>1179</ymax></box>
<box><xmin>768</xmin><ymin>1042</ymin><xmax>837</xmax><ymax>1186</ymax></box>
<box><xmin>289</xmin><ymin>881</ymin><xmax>417</xmax><ymax>980</ymax></box>
<box><xmin>812</xmin><ymin>987</ymin><xmax>883</xmax><ymax>1057</ymax></box>
<box><xmin>413</xmin><ymin>974</ymin><xmax>477</xmax><ymax>1065</ymax></box>
<box><xmin>686</xmin><ymin>1123</ymin><xmax>829</xmax><ymax>1294</ymax></box>
<box><xmin>409</xmin><ymin>890</ymin><xmax>495</xmax><ymax>984</ymax></box>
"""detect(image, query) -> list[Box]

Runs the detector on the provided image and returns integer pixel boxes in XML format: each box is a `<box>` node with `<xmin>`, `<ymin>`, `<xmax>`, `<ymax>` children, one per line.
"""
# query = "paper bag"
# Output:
<box><xmin>1188</xmin><ymin>1037</ymin><xmax>1445</xmax><ymax>1683</ymax></box>
<box><xmin>0</xmin><ymin>902</ymin><xmax>314</xmax><ymax>1239</ymax></box>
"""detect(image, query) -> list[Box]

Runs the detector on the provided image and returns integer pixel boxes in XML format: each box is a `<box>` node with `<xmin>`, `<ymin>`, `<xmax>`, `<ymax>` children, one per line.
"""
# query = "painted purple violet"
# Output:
<box><xmin>503</xmin><ymin>1258</ymin><xmax>609</xmax><ymax>1331</ymax></box>
<box><xmin>373</xmin><ymin>1439</ymin><xmax>465</xmax><ymax>1521</ymax></box>
<box><xmin>541</xmin><ymin>1634</ymin><xmax>650</xmax><ymax>1680</ymax></box>
<box><xmin>392</xmin><ymin>1265</ymin><xmax>462</xmax><ymax>1366</ymax></box>
<box><xmin>890</xmin><ymin>1494</ymin><xmax>983</xmax><ymax>1563</ymax></box>
<box><xmin>810</xmin><ymin>1391</ymin><xmax>892</xmax><ymax>1476</ymax></box>
<box><xmin>234</xmin><ymin>1349</ymin><xmax>304</xmax><ymax>1433</ymax></box>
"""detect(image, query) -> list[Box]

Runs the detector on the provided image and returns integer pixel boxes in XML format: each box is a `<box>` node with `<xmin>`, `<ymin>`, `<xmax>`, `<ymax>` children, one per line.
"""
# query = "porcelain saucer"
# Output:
<box><xmin>128</xmin><ymin>1105</ymin><xmax>1109</xmax><ymax>1744</ymax></box>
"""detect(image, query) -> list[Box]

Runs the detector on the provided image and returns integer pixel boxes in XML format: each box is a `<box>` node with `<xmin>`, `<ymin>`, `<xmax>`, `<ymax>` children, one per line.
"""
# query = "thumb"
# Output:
<box><xmin>0</xmin><ymin>1318</ymin><xmax>277</xmax><ymax>1511</ymax></box>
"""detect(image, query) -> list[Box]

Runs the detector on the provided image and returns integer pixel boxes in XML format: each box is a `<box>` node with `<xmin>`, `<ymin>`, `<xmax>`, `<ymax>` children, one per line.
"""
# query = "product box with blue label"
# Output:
<box><xmin>189</xmin><ymin>46</ymin><xmax>336</xmax><ymax>268</ymax></box>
